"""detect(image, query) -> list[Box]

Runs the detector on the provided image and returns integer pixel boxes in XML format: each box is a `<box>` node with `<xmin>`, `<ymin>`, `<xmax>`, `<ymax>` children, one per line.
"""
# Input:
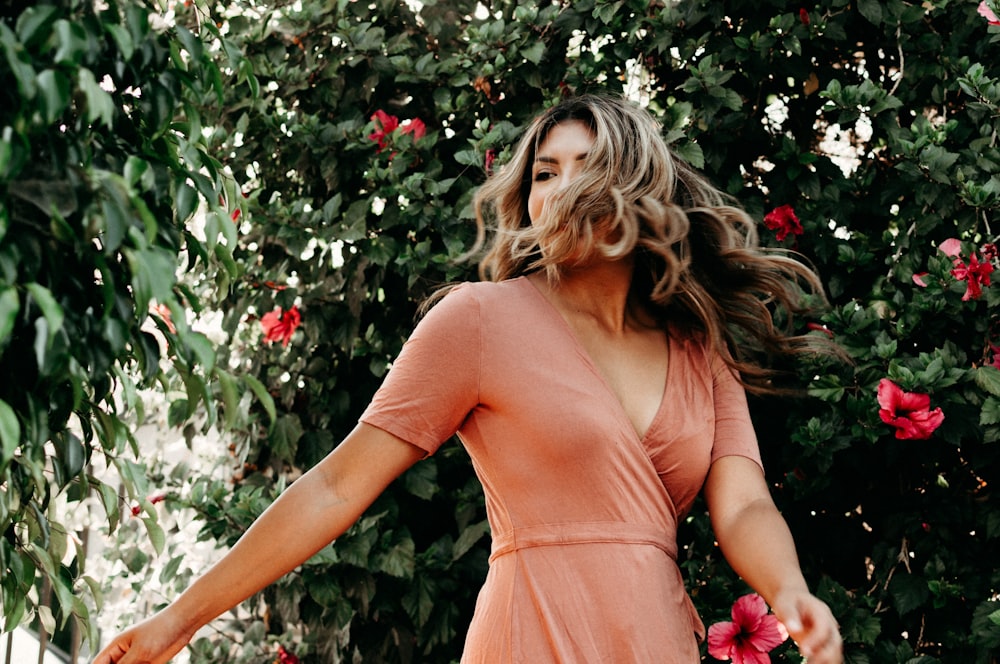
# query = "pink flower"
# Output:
<box><xmin>989</xmin><ymin>343</ymin><xmax>1000</xmax><ymax>370</ymax></box>
<box><xmin>938</xmin><ymin>237</ymin><xmax>962</xmax><ymax>257</ymax></box>
<box><xmin>708</xmin><ymin>594</ymin><xmax>788</xmax><ymax>664</ymax></box>
<box><xmin>979</xmin><ymin>1</ymin><xmax>1000</xmax><ymax>25</ymax></box>
<box><xmin>368</xmin><ymin>110</ymin><xmax>399</xmax><ymax>151</ymax></box>
<box><xmin>400</xmin><ymin>117</ymin><xmax>426</xmax><ymax>141</ymax></box>
<box><xmin>763</xmin><ymin>205</ymin><xmax>803</xmax><ymax>242</ymax></box>
<box><xmin>877</xmin><ymin>378</ymin><xmax>945</xmax><ymax>440</ymax></box>
<box><xmin>912</xmin><ymin>272</ymin><xmax>929</xmax><ymax>288</ymax></box>
<box><xmin>950</xmin><ymin>252</ymin><xmax>994</xmax><ymax>301</ymax></box>
<box><xmin>261</xmin><ymin>305</ymin><xmax>302</xmax><ymax>347</ymax></box>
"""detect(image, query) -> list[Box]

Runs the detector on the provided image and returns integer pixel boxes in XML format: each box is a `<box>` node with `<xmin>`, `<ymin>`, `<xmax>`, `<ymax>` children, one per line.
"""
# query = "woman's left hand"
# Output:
<box><xmin>770</xmin><ymin>589</ymin><xmax>843</xmax><ymax>664</ymax></box>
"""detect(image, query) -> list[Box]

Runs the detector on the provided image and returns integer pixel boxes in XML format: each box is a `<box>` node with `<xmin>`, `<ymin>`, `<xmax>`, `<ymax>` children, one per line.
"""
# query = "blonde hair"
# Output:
<box><xmin>463</xmin><ymin>94</ymin><xmax>834</xmax><ymax>394</ymax></box>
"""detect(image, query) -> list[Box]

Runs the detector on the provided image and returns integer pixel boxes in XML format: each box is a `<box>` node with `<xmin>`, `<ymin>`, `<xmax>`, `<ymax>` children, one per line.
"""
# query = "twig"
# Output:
<box><xmin>889</xmin><ymin>22</ymin><xmax>905</xmax><ymax>96</ymax></box>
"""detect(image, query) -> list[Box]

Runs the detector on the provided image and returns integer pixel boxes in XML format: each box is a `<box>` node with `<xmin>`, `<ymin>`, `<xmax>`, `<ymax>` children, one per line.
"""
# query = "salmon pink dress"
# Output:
<box><xmin>360</xmin><ymin>277</ymin><xmax>762</xmax><ymax>663</ymax></box>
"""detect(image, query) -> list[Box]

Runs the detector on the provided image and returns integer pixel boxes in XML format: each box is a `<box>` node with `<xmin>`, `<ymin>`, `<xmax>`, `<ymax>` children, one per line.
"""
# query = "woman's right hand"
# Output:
<box><xmin>91</xmin><ymin>607</ymin><xmax>196</xmax><ymax>664</ymax></box>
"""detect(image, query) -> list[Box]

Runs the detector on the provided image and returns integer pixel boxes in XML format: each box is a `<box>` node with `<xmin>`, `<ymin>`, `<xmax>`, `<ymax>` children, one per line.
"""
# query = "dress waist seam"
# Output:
<box><xmin>489</xmin><ymin>521</ymin><xmax>676</xmax><ymax>563</ymax></box>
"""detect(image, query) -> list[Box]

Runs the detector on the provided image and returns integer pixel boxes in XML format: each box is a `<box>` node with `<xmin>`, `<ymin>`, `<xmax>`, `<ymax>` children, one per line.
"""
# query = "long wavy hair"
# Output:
<box><xmin>463</xmin><ymin>94</ymin><xmax>834</xmax><ymax>394</ymax></box>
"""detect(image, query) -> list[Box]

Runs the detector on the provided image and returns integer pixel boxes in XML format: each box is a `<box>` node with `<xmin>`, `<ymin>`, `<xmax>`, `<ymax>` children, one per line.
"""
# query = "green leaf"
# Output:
<box><xmin>403</xmin><ymin>460</ymin><xmax>438</xmax><ymax>500</ymax></box>
<box><xmin>0</xmin><ymin>23</ymin><xmax>37</xmax><ymax>99</ymax></box>
<box><xmin>376</xmin><ymin>537</ymin><xmax>415</xmax><ymax>578</ymax></box>
<box><xmin>15</xmin><ymin>5</ymin><xmax>59</xmax><ymax>45</ymax></box>
<box><xmin>180</xmin><ymin>329</ymin><xmax>216</xmax><ymax>372</ymax></box>
<box><xmin>521</xmin><ymin>41</ymin><xmax>545</xmax><ymax>64</ymax></box>
<box><xmin>890</xmin><ymin>572</ymin><xmax>929</xmax><ymax>615</ymax></box>
<box><xmin>981</xmin><ymin>397</ymin><xmax>1000</xmax><ymax>427</ymax></box>
<box><xmin>215</xmin><ymin>368</ymin><xmax>241</xmax><ymax>430</ymax></box>
<box><xmin>0</xmin><ymin>286</ymin><xmax>19</xmax><ymax>345</ymax></box>
<box><xmin>175</xmin><ymin>181</ymin><xmax>198</xmax><ymax>222</ymax></box>
<box><xmin>0</xmin><ymin>398</ymin><xmax>21</xmax><ymax>464</ymax></box>
<box><xmin>977</xmin><ymin>366</ymin><xmax>1000</xmax><ymax>397</ymax></box>
<box><xmin>453</xmin><ymin>520</ymin><xmax>490</xmax><ymax>561</ymax></box>
<box><xmin>53</xmin><ymin>19</ymin><xmax>88</xmax><ymax>65</ymax></box>
<box><xmin>78</xmin><ymin>68</ymin><xmax>114</xmax><ymax>127</ymax></box>
<box><xmin>95</xmin><ymin>479</ymin><xmax>121</xmax><ymax>531</ymax></box>
<box><xmin>24</xmin><ymin>282</ymin><xmax>64</xmax><ymax>343</ymax></box>
<box><xmin>125</xmin><ymin>247</ymin><xmax>177</xmax><ymax>316</ymax></box>
<box><xmin>36</xmin><ymin>68</ymin><xmax>70</xmax><ymax>123</ymax></box>
<box><xmin>243</xmin><ymin>374</ymin><xmax>276</xmax><ymax>428</ymax></box>
<box><xmin>271</xmin><ymin>414</ymin><xmax>304</xmax><ymax>461</ymax></box>
<box><xmin>142</xmin><ymin>516</ymin><xmax>166</xmax><ymax>556</ymax></box>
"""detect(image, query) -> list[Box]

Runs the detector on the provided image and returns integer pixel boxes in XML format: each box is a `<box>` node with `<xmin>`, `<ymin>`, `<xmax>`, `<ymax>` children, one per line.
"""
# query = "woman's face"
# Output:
<box><xmin>527</xmin><ymin>119</ymin><xmax>595</xmax><ymax>226</ymax></box>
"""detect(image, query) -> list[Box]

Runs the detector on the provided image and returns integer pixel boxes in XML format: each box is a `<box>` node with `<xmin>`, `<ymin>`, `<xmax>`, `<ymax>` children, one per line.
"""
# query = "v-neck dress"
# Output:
<box><xmin>360</xmin><ymin>277</ymin><xmax>762</xmax><ymax>663</ymax></box>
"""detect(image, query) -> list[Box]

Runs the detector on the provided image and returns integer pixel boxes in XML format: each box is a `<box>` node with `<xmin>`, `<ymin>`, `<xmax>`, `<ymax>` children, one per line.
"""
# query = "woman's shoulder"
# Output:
<box><xmin>433</xmin><ymin>277</ymin><xmax>530</xmax><ymax>306</ymax></box>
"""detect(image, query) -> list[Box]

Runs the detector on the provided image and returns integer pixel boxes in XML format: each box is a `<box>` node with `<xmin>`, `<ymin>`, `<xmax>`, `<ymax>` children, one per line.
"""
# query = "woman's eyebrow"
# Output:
<box><xmin>534</xmin><ymin>153</ymin><xmax>589</xmax><ymax>164</ymax></box>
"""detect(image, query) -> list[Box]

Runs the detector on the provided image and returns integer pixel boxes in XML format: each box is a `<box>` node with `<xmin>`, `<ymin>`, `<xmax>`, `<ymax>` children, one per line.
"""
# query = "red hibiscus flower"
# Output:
<box><xmin>261</xmin><ymin>305</ymin><xmax>302</xmax><ymax>347</ymax></box>
<box><xmin>979</xmin><ymin>1</ymin><xmax>1000</xmax><ymax>25</ymax></box>
<box><xmin>763</xmin><ymin>205</ymin><xmax>803</xmax><ymax>242</ymax></box>
<box><xmin>799</xmin><ymin>8</ymin><xmax>810</xmax><ymax>25</ymax></box>
<box><xmin>401</xmin><ymin>117</ymin><xmax>426</xmax><ymax>141</ymax></box>
<box><xmin>368</xmin><ymin>110</ymin><xmax>400</xmax><ymax>151</ymax></box>
<box><xmin>877</xmin><ymin>378</ymin><xmax>945</xmax><ymax>440</ymax></box>
<box><xmin>950</xmin><ymin>252</ymin><xmax>994</xmax><ymax>301</ymax></box>
<box><xmin>708</xmin><ymin>594</ymin><xmax>788</xmax><ymax>664</ymax></box>
<box><xmin>368</xmin><ymin>111</ymin><xmax>426</xmax><ymax>153</ymax></box>
<box><xmin>275</xmin><ymin>645</ymin><xmax>300</xmax><ymax>664</ymax></box>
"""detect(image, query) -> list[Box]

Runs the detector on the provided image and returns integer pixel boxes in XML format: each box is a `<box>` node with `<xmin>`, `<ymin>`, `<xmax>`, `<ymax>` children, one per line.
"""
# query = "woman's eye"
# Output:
<box><xmin>533</xmin><ymin>171</ymin><xmax>554</xmax><ymax>182</ymax></box>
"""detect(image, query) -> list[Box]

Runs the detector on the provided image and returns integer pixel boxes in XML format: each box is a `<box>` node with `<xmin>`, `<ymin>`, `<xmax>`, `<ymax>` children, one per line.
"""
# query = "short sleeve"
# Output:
<box><xmin>709</xmin><ymin>351</ymin><xmax>764</xmax><ymax>470</ymax></box>
<box><xmin>359</xmin><ymin>283</ymin><xmax>481</xmax><ymax>456</ymax></box>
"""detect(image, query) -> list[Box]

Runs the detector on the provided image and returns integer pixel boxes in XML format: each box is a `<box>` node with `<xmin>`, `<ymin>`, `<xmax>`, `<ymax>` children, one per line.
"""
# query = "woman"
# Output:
<box><xmin>93</xmin><ymin>95</ymin><xmax>842</xmax><ymax>663</ymax></box>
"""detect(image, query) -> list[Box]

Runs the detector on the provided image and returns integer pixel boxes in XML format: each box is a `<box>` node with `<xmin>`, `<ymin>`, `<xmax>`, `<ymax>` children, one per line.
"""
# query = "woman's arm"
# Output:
<box><xmin>704</xmin><ymin>455</ymin><xmax>843</xmax><ymax>664</ymax></box>
<box><xmin>92</xmin><ymin>423</ymin><xmax>425</xmax><ymax>664</ymax></box>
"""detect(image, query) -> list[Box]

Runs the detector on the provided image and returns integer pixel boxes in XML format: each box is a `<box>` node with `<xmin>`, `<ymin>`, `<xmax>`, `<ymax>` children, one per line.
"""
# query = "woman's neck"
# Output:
<box><xmin>530</xmin><ymin>256</ymin><xmax>645</xmax><ymax>334</ymax></box>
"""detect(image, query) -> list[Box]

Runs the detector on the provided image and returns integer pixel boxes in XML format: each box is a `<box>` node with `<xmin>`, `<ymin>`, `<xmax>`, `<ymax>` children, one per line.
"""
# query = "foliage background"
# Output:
<box><xmin>2</xmin><ymin>0</ymin><xmax>1000</xmax><ymax>662</ymax></box>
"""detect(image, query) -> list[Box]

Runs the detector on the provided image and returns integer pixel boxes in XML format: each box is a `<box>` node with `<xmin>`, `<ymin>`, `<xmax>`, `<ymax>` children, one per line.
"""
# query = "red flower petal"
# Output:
<box><xmin>707</xmin><ymin>620</ymin><xmax>741</xmax><ymax>658</ymax></box>
<box><xmin>877</xmin><ymin>379</ymin><xmax>944</xmax><ymax>439</ymax></box>
<box><xmin>897</xmin><ymin>389</ymin><xmax>931</xmax><ymax>413</ymax></box>
<box><xmin>748</xmin><ymin>614</ymin><xmax>788</xmax><ymax>651</ymax></box>
<box><xmin>763</xmin><ymin>205</ymin><xmax>803</xmax><ymax>242</ymax></box>
<box><xmin>709</xmin><ymin>594</ymin><xmax>787</xmax><ymax>662</ymax></box>
<box><xmin>877</xmin><ymin>378</ymin><xmax>904</xmax><ymax>412</ymax></box>
<box><xmin>401</xmin><ymin>117</ymin><xmax>426</xmax><ymax>140</ymax></box>
<box><xmin>261</xmin><ymin>305</ymin><xmax>302</xmax><ymax>347</ymax></box>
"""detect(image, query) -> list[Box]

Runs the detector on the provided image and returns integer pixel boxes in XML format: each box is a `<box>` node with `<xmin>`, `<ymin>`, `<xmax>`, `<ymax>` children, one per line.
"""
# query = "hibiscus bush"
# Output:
<box><xmin>0</xmin><ymin>0</ymin><xmax>248</xmax><ymax>652</ymax></box>
<box><xmin>5</xmin><ymin>0</ymin><xmax>1000</xmax><ymax>662</ymax></box>
<box><xmin>162</xmin><ymin>0</ymin><xmax>999</xmax><ymax>661</ymax></box>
